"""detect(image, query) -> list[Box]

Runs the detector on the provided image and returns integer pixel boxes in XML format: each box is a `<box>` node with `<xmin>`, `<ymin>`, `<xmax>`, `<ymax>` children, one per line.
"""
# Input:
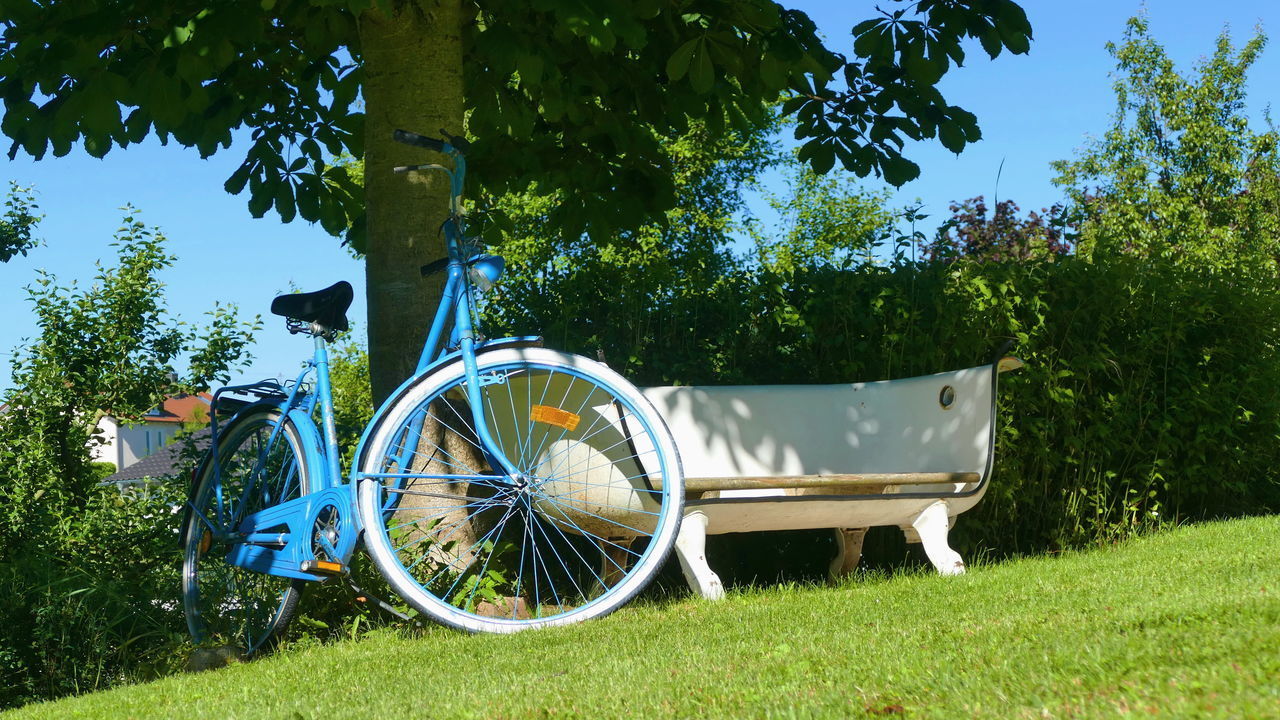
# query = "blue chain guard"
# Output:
<box><xmin>225</xmin><ymin>485</ymin><xmax>359</xmax><ymax>581</ymax></box>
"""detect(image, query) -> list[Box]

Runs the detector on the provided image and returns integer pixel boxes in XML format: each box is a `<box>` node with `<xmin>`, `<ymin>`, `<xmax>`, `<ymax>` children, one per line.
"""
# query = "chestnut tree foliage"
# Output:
<box><xmin>0</xmin><ymin>0</ymin><xmax>1032</xmax><ymax>398</ymax></box>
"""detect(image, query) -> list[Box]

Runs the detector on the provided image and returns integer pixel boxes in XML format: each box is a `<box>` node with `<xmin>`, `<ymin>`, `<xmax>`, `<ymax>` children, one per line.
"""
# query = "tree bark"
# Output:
<box><xmin>360</xmin><ymin>3</ymin><xmax>488</xmax><ymax>568</ymax></box>
<box><xmin>359</xmin><ymin>0</ymin><xmax>464</xmax><ymax>405</ymax></box>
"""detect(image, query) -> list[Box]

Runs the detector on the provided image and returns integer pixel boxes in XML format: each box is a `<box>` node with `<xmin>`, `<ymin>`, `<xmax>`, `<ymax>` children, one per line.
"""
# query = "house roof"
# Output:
<box><xmin>135</xmin><ymin>392</ymin><xmax>213</xmax><ymax>424</ymax></box>
<box><xmin>101</xmin><ymin>427</ymin><xmax>210</xmax><ymax>484</ymax></box>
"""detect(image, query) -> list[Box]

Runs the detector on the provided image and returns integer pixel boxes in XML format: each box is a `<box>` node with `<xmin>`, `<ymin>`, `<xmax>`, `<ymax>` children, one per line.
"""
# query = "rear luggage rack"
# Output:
<box><xmin>211</xmin><ymin>380</ymin><xmax>291</xmax><ymax>417</ymax></box>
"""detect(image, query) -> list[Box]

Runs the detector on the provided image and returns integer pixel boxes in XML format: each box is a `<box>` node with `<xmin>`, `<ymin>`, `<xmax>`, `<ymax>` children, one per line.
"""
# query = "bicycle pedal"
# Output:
<box><xmin>300</xmin><ymin>559</ymin><xmax>346</xmax><ymax>576</ymax></box>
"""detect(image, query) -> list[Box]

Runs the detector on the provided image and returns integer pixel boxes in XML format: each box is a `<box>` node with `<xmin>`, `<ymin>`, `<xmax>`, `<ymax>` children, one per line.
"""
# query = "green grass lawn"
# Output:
<box><xmin>6</xmin><ymin>516</ymin><xmax>1278</xmax><ymax>719</ymax></box>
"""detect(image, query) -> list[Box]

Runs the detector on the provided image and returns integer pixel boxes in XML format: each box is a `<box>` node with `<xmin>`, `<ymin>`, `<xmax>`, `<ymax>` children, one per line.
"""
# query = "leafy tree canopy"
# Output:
<box><xmin>1052</xmin><ymin>15</ymin><xmax>1280</xmax><ymax>273</ymax></box>
<box><xmin>758</xmin><ymin>163</ymin><xmax>895</xmax><ymax>272</ymax></box>
<box><xmin>0</xmin><ymin>0</ymin><xmax>1032</xmax><ymax>400</ymax></box>
<box><xmin>0</xmin><ymin>0</ymin><xmax>1031</xmax><ymax>248</ymax></box>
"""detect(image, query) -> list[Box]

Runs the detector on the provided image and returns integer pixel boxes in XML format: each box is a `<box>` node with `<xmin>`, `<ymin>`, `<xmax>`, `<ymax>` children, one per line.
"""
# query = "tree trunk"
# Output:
<box><xmin>360</xmin><ymin>3</ymin><xmax>487</xmax><ymax>568</ymax></box>
<box><xmin>360</xmin><ymin>0</ymin><xmax>464</xmax><ymax>405</ymax></box>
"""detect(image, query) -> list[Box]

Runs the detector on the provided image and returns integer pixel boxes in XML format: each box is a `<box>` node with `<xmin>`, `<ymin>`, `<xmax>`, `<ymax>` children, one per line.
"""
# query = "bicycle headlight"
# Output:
<box><xmin>468</xmin><ymin>254</ymin><xmax>504</xmax><ymax>291</ymax></box>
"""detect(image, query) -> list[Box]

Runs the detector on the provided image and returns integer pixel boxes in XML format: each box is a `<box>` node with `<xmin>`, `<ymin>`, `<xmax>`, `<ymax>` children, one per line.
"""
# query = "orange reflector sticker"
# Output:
<box><xmin>313</xmin><ymin>560</ymin><xmax>344</xmax><ymax>574</ymax></box>
<box><xmin>531</xmin><ymin>405</ymin><xmax>580</xmax><ymax>431</ymax></box>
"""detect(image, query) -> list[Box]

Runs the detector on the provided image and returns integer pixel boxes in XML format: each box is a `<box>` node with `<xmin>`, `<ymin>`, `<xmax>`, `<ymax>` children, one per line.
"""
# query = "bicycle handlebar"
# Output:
<box><xmin>393</xmin><ymin>128</ymin><xmax>474</xmax><ymax>264</ymax></box>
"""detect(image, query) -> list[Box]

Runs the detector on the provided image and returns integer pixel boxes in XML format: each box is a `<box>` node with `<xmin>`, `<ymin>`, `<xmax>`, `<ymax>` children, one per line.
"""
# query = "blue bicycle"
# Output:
<box><xmin>181</xmin><ymin>130</ymin><xmax>685</xmax><ymax>649</ymax></box>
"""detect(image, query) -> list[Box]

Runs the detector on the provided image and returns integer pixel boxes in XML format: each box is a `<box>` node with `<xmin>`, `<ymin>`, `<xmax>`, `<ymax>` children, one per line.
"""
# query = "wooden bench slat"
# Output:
<box><xmin>659</xmin><ymin>472</ymin><xmax>980</xmax><ymax>492</ymax></box>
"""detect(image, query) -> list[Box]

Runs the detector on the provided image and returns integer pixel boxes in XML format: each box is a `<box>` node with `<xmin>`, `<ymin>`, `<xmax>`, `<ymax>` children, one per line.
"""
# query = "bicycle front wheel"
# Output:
<box><xmin>182</xmin><ymin>408</ymin><xmax>311</xmax><ymax>655</ymax></box>
<box><xmin>357</xmin><ymin>348</ymin><xmax>683</xmax><ymax>633</ymax></box>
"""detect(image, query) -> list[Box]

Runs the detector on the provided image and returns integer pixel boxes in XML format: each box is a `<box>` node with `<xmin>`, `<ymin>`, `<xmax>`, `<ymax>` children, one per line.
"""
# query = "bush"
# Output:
<box><xmin>0</xmin><ymin>214</ymin><xmax>254</xmax><ymax>708</ymax></box>
<box><xmin>486</xmin><ymin>250</ymin><xmax>1280</xmax><ymax>561</ymax></box>
<box><xmin>482</xmin><ymin>15</ymin><xmax>1280</xmax><ymax>565</ymax></box>
<box><xmin>0</xmin><ymin>486</ymin><xmax>186</xmax><ymax>706</ymax></box>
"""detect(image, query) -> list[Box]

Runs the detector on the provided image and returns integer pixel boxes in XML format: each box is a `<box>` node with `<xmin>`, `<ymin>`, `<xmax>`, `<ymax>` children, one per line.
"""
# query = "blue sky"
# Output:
<box><xmin>2</xmin><ymin>1</ymin><xmax>1278</xmax><ymax>391</ymax></box>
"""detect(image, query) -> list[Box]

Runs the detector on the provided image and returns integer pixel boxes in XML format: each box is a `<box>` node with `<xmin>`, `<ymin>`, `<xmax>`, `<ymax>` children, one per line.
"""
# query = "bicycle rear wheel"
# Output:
<box><xmin>181</xmin><ymin>409</ymin><xmax>311</xmax><ymax>654</ymax></box>
<box><xmin>357</xmin><ymin>348</ymin><xmax>683</xmax><ymax>633</ymax></box>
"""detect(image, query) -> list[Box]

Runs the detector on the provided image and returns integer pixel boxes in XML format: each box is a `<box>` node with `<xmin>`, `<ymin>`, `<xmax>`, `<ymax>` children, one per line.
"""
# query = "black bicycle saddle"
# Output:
<box><xmin>270</xmin><ymin>281</ymin><xmax>353</xmax><ymax>338</ymax></box>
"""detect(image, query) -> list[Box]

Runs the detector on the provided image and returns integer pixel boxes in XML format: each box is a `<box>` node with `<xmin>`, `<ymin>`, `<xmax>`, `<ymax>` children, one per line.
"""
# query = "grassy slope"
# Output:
<box><xmin>6</xmin><ymin>516</ymin><xmax>1278</xmax><ymax>720</ymax></box>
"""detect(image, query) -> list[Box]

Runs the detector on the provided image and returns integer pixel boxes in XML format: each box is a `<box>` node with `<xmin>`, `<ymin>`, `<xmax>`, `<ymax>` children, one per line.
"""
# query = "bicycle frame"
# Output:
<box><xmin>203</xmin><ymin>140</ymin><xmax>536</xmax><ymax>583</ymax></box>
<box><xmin>203</xmin><ymin>337</ymin><xmax>354</xmax><ymax>581</ymax></box>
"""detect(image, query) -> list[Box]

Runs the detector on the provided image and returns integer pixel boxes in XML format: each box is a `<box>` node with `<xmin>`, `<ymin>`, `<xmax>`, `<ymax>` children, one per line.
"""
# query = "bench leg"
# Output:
<box><xmin>828</xmin><ymin>527</ymin><xmax>868</xmax><ymax>582</ymax></box>
<box><xmin>910</xmin><ymin>500</ymin><xmax>966</xmax><ymax>576</ymax></box>
<box><xmin>598</xmin><ymin>537</ymin><xmax>633</xmax><ymax>588</ymax></box>
<box><xmin>675</xmin><ymin>511</ymin><xmax>724</xmax><ymax>600</ymax></box>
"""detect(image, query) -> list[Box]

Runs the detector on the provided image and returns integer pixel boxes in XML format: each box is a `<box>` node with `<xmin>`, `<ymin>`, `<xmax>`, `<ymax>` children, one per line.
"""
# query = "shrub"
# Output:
<box><xmin>0</xmin><ymin>213</ymin><xmax>254</xmax><ymax>708</ymax></box>
<box><xmin>0</xmin><ymin>486</ymin><xmax>186</xmax><ymax>705</ymax></box>
<box><xmin>486</xmin><ymin>247</ymin><xmax>1280</xmax><ymax>561</ymax></box>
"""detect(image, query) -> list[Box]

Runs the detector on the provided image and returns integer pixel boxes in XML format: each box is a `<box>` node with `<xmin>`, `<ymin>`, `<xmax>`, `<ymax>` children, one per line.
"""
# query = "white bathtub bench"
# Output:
<box><xmin>640</xmin><ymin>356</ymin><xmax>1022</xmax><ymax>599</ymax></box>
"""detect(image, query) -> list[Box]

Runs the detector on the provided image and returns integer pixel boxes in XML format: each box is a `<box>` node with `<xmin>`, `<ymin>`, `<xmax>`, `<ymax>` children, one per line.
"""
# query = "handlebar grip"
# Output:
<box><xmin>421</xmin><ymin>257</ymin><xmax>450</xmax><ymax>277</ymax></box>
<box><xmin>393</xmin><ymin>129</ymin><xmax>446</xmax><ymax>152</ymax></box>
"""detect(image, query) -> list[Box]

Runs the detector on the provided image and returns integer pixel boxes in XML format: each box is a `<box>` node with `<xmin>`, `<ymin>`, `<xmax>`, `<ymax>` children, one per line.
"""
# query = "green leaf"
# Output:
<box><xmin>667</xmin><ymin>38</ymin><xmax>698</xmax><ymax>82</ymax></box>
<box><xmin>517</xmin><ymin>53</ymin><xmax>544</xmax><ymax>87</ymax></box>
<box><xmin>50</xmin><ymin>135</ymin><xmax>71</xmax><ymax>157</ymax></box>
<box><xmin>999</xmin><ymin>23</ymin><xmax>1031</xmax><ymax>55</ymax></box>
<box><xmin>780</xmin><ymin>95</ymin><xmax>808</xmax><ymax>116</ymax></box>
<box><xmin>247</xmin><ymin>180</ymin><xmax>273</xmax><ymax>218</ymax></box>
<box><xmin>275</xmin><ymin>180</ymin><xmax>296</xmax><ymax>223</ymax></box>
<box><xmin>853</xmin><ymin>27</ymin><xmax>886</xmax><ymax>58</ymax></box>
<box><xmin>633</xmin><ymin>0</ymin><xmax>661</xmax><ymax>19</ymax></box>
<box><xmin>344</xmin><ymin>212</ymin><xmax>366</xmax><ymax>254</ymax></box>
<box><xmin>938</xmin><ymin>121</ymin><xmax>966</xmax><ymax>153</ymax></box>
<box><xmin>880</xmin><ymin>154</ymin><xmax>920</xmax><ymax>185</ymax></box>
<box><xmin>689</xmin><ymin>40</ymin><xmax>714</xmax><ymax>93</ymax></box>
<box><xmin>978</xmin><ymin>29</ymin><xmax>1003</xmax><ymax>59</ymax></box>
<box><xmin>903</xmin><ymin>50</ymin><xmax>943</xmax><ymax>85</ymax></box>
<box><xmin>851</xmin><ymin>19</ymin><xmax>881</xmax><ymax>36</ymax></box>
<box><xmin>318</xmin><ymin>195</ymin><xmax>345</xmax><ymax>234</ymax></box>
<box><xmin>951</xmin><ymin>107</ymin><xmax>981</xmax><ymax>140</ymax></box>
<box><xmin>296</xmin><ymin>175</ymin><xmax>322</xmax><ymax>220</ymax></box>
<box><xmin>808</xmin><ymin>140</ymin><xmax>835</xmax><ymax>174</ymax></box>
<box><xmin>83</xmin><ymin>135</ymin><xmax>111</xmax><ymax>159</ymax></box>
<box><xmin>705</xmin><ymin>32</ymin><xmax>744</xmax><ymax>77</ymax></box>
<box><xmin>736</xmin><ymin>2</ymin><xmax>780</xmax><ymax>29</ymax></box>
<box><xmin>585</xmin><ymin>24</ymin><xmax>616</xmax><ymax>53</ymax></box>
<box><xmin>997</xmin><ymin>1</ymin><xmax>1033</xmax><ymax>37</ymax></box>
<box><xmin>759</xmin><ymin>53</ymin><xmax>786</xmax><ymax>92</ymax></box>
<box><xmin>224</xmin><ymin>162</ymin><xmax>253</xmax><ymax>195</ymax></box>
<box><xmin>164</xmin><ymin>22</ymin><xmax>195</xmax><ymax>48</ymax></box>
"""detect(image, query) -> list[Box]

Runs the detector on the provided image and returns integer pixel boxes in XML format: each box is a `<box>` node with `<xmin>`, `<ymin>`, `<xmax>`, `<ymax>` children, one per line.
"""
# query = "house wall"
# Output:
<box><xmin>117</xmin><ymin>423</ymin><xmax>182</xmax><ymax>468</ymax></box>
<box><xmin>90</xmin><ymin>416</ymin><xmax>183</xmax><ymax>469</ymax></box>
<box><xmin>89</xmin><ymin>415</ymin><xmax>121</xmax><ymax>468</ymax></box>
